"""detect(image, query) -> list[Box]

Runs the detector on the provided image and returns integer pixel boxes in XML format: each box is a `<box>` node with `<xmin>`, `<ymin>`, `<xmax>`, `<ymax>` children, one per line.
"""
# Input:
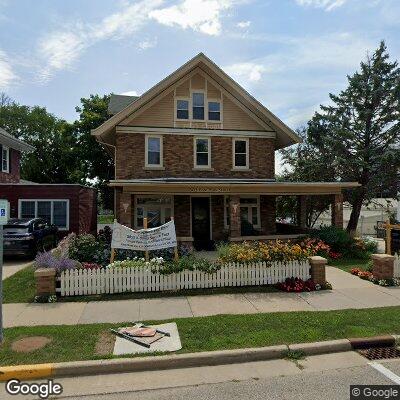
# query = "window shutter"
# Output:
<box><xmin>8</xmin><ymin>148</ymin><xmax>11</xmax><ymax>173</ymax></box>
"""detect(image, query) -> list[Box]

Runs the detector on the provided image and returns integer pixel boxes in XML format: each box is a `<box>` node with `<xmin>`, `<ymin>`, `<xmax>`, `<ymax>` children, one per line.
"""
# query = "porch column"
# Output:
<box><xmin>297</xmin><ymin>195</ymin><xmax>307</xmax><ymax>228</ymax></box>
<box><xmin>331</xmin><ymin>193</ymin><xmax>343</xmax><ymax>229</ymax></box>
<box><xmin>229</xmin><ymin>195</ymin><xmax>241</xmax><ymax>238</ymax></box>
<box><xmin>118</xmin><ymin>191</ymin><xmax>132</xmax><ymax>227</ymax></box>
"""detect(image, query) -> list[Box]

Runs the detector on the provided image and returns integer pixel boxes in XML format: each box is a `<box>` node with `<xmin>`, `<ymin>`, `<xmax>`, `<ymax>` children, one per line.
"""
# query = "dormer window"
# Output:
<box><xmin>176</xmin><ymin>99</ymin><xmax>189</xmax><ymax>119</ymax></box>
<box><xmin>208</xmin><ymin>101</ymin><xmax>220</xmax><ymax>121</ymax></box>
<box><xmin>192</xmin><ymin>92</ymin><xmax>204</xmax><ymax>120</ymax></box>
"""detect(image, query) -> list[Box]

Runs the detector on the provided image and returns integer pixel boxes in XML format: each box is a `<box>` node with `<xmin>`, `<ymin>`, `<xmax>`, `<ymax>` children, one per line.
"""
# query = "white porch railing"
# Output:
<box><xmin>58</xmin><ymin>260</ymin><xmax>311</xmax><ymax>297</ymax></box>
<box><xmin>394</xmin><ymin>254</ymin><xmax>400</xmax><ymax>278</ymax></box>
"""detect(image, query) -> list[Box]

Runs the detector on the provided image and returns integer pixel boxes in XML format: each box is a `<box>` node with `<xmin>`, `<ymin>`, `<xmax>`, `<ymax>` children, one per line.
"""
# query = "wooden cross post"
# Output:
<box><xmin>143</xmin><ymin>217</ymin><xmax>149</xmax><ymax>262</ymax></box>
<box><xmin>171</xmin><ymin>217</ymin><xmax>179</xmax><ymax>261</ymax></box>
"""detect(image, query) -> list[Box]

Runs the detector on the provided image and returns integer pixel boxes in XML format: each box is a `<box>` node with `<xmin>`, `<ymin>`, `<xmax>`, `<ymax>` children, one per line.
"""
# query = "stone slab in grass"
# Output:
<box><xmin>113</xmin><ymin>322</ymin><xmax>182</xmax><ymax>355</ymax></box>
<box><xmin>11</xmin><ymin>336</ymin><xmax>52</xmax><ymax>353</ymax></box>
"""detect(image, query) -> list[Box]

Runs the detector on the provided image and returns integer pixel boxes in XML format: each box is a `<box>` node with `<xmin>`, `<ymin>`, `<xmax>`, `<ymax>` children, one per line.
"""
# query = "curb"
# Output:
<box><xmin>0</xmin><ymin>335</ymin><xmax>397</xmax><ymax>381</ymax></box>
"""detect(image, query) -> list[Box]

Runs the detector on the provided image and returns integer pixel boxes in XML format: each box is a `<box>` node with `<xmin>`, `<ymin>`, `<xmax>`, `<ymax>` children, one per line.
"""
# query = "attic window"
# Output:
<box><xmin>208</xmin><ymin>101</ymin><xmax>220</xmax><ymax>121</ymax></box>
<box><xmin>176</xmin><ymin>100</ymin><xmax>189</xmax><ymax>120</ymax></box>
<box><xmin>192</xmin><ymin>93</ymin><xmax>204</xmax><ymax>120</ymax></box>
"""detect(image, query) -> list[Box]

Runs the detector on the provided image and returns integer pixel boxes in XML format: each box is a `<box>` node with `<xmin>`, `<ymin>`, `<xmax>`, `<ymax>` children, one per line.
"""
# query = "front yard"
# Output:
<box><xmin>2</xmin><ymin>306</ymin><xmax>400</xmax><ymax>366</ymax></box>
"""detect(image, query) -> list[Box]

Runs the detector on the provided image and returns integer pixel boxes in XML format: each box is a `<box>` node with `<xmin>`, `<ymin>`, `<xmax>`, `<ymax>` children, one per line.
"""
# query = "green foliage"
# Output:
<box><xmin>311</xmin><ymin>226</ymin><xmax>353</xmax><ymax>253</ymax></box>
<box><xmin>280</xmin><ymin>42</ymin><xmax>400</xmax><ymax>233</ymax></box>
<box><xmin>68</xmin><ymin>234</ymin><xmax>106</xmax><ymax>264</ymax></box>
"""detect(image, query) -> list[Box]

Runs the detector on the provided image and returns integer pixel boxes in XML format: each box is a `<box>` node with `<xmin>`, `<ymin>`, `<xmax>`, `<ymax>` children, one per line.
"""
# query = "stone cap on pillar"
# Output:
<box><xmin>34</xmin><ymin>268</ymin><xmax>57</xmax><ymax>278</ymax></box>
<box><xmin>308</xmin><ymin>256</ymin><xmax>328</xmax><ymax>265</ymax></box>
<box><xmin>371</xmin><ymin>254</ymin><xmax>395</xmax><ymax>261</ymax></box>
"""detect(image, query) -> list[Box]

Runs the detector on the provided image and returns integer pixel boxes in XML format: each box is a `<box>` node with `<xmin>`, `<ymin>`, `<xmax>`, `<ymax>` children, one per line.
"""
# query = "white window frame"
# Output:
<box><xmin>232</xmin><ymin>138</ymin><xmax>249</xmax><ymax>170</ymax></box>
<box><xmin>18</xmin><ymin>199</ymin><xmax>70</xmax><ymax>230</ymax></box>
<box><xmin>145</xmin><ymin>135</ymin><xmax>163</xmax><ymax>168</ymax></box>
<box><xmin>134</xmin><ymin>195</ymin><xmax>174</xmax><ymax>229</ymax></box>
<box><xmin>193</xmin><ymin>136</ymin><xmax>211</xmax><ymax>169</ymax></box>
<box><xmin>224</xmin><ymin>195</ymin><xmax>260</xmax><ymax>230</ymax></box>
<box><xmin>191</xmin><ymin>90</ymin><xmax>206</xmax><ymax>121</ymax></box>
<box><xmin>175</xmin><ymin>97</ymin><xmax>190</xmax><ymax>120</ymax></box>
<box><xmin>207</xmin><ymin>99</ymin><xmax>222</xmax><ymax>122</ymax></box>
<box><xmin>2</xmin><ymin>145</ymin><xmax>9</xmax><ymax>173</ymax></box>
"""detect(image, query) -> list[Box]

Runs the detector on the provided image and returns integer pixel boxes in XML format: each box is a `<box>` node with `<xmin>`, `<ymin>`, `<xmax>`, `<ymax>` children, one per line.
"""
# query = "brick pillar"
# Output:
<box><xmin>297</xmin><ymin>195</ymin><xmax>307</xmax><ymax>228</ymax></box>
<box><xmin>371</xmin><ymin>254</ymin><xmax>395</xmax><ymax>280</ymax></box>
<box><xmin>331</xmin><ymin>193</ymin><xmax>343</xmax><ymax>228</ymax></box>
<box><xmin>34</xmin><ymin>268</ymin><xmax>56</xmax><ymax>296</ymax></box>
<box><xmin>118</xmin><ymin>191</ymin><xmax>132</xmax><ymax>227</ymax></box>
<box><xmin>229</xmin><ymin>195</ymin><xmax>241</xmax><ymax>238</ymax></box>
<box><xmin>309</xmin><ymin>256</ymin><xmax>328</xmax><ymax>285</ymax></box>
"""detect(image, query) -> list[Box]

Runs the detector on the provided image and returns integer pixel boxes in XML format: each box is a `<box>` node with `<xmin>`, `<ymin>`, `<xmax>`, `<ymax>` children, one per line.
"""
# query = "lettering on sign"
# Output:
<box><xmin>111</xmin><ymin>220</ymin><xmax>177</xmax><ymax>251</ymax></box>
<box><xmin>189</xmin><ymin>186</ymin><xmax>231</xmax><ymax>193</ymax></box>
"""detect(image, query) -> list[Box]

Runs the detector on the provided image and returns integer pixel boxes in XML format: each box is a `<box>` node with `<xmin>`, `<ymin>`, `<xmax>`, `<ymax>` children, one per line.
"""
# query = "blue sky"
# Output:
<box><xmin>0</xmin><ymin>0</ymin><xmax>399</xmax><ymax>130</ymax></box>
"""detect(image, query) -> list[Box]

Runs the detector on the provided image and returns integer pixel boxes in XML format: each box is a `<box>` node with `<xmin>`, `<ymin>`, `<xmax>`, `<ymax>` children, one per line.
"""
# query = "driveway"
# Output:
<box><xmin>2</xmin><ymin>257</ymin><xmax>33</xmax><ymax>280</ymax></box>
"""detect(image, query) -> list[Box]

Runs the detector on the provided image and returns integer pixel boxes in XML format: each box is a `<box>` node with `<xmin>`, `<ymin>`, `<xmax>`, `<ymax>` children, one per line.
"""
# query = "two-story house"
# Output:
<box><xmin>93</xmin><ymin>53</ymin><xmax>358</xmax><ymax>250</ymax></box>
<box><xmin>0</xmin><ymin>127</ymin><xmax>97</xmax><ymax>236</ymax></box>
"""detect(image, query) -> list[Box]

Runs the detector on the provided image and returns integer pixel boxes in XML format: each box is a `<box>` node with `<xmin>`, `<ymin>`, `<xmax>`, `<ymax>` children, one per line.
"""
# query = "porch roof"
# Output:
<box><xmin>110</xmin><ymin>178</ymin><xmax>360</xmax><ymax>195</ymax></box>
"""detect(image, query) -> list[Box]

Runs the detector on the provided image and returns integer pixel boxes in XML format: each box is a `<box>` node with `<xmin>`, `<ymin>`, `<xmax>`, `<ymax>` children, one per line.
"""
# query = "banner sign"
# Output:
<box><xmin>111</xmin><ymin>220</ymin><xmax>177</xmax><ymax>251</ymax></box>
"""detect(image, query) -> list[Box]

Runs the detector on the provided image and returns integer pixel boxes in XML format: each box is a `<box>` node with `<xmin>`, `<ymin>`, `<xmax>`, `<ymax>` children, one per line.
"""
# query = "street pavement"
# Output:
<box><xmin>6</xmin><ymin>267</ymin><xmax>400</xmax><ymax>327</ymax></box>
<box><xmin>2</xmin><ymin>351</ymin><xmax>400</xmax><ymax>399</ymax></box>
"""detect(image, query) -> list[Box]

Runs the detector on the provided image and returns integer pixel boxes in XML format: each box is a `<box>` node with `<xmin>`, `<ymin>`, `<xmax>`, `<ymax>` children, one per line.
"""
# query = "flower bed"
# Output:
<box><xmin>350</xmin><ymin>266</ymin><xmax>400</xmax><ymax>287</ymax></box>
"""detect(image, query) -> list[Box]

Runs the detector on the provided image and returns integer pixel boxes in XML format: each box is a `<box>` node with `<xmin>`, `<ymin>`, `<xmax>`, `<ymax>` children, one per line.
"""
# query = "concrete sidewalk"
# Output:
<box><xmin>6</xmin><ymin>267</ymin><xmax>400</xmax><ymax>328</ymax></box>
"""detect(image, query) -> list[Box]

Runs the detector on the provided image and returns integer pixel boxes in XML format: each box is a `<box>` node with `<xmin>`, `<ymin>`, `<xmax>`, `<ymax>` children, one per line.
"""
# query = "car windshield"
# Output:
<box><xmin>3</xmin><ymin>226</ymin><xmax>30</xmax><ymax>234</ymax></box>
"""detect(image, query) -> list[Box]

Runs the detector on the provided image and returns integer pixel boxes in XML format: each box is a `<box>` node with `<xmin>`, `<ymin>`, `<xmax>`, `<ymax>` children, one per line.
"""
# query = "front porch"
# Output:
<box><xmin>112</xmin><ymin>179</ymin><xmax>359</xmax><ymax>250</ymax></box>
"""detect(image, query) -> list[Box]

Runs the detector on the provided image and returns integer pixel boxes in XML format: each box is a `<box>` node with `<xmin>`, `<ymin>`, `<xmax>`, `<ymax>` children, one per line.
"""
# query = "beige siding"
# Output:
<box><xmin>176</xmin><ymin>79</ymin><xmax>190</xmax><ymax>97</ymax></box>
<box><xmin>223</xmin><ymin>95</ymin><xmax>267</xmax><ymax>131</ymax></box>
<box><xmin>123</xmin><ymin>92</ymin><xmax>174</xmax><ymax>127</ymax></box>
<box><xmin>207</xmin><ymin>82</ymin><xmax>221</xmax><ymax>99</ymax></box>
<box><xmin>191</xmin><ymin>73</ymin><xmax>205</xmax><ymax>90</ymax></box>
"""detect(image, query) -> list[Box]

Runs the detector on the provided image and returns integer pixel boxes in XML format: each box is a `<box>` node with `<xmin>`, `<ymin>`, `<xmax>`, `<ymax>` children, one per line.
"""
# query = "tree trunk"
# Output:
<box><xmin>346</xmin><ymin>193</ymin><xmax>364</xmax><ymax>236</ymax></box>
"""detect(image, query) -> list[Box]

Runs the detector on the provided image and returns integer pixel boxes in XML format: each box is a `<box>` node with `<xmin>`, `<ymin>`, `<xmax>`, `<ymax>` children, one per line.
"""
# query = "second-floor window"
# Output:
<box><xmin>2</xmin><ymin>145</ymin><xmax>9</xmax><ymax>173</ymax></box>
<box><xmin>208</xmin><ymin>101</ymin><xmax>220</xmax><ymax>121</ymax></box>
<box><xmin>233</xmin><ymin>138</ymin><xmax>249</xmax><ymax>169</ymax></box>
<box><xmin>194</xmin><ymin>137</ymin><xmax>211</xmax><ymax>168</ymax></box>
<box><xmin>145</xmin><ymin>135</ymin><xmax>163</xmax><ymax>167</ymax></box>
<box><xmin>176</xmin><ymin>99</ymin><xmax>189</xmax><ymax>119</ymax></box>
<box><xmin>192</xmin><ymin>92</ymin><xmax>205</xmax><ymax>120</ymax></box>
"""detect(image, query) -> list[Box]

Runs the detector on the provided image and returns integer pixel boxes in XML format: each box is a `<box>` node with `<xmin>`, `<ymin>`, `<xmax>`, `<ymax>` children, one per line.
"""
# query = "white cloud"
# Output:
<box><xmin>149</xmin><ymin>0</ymin><xmax>234</xmax><ymax>36</ymax></box>
<box><xmin>0</xmin><ymin>49</ymin><xmax>18</xmax><ymax>89</ymax></box>
<box><xmin>223</xmin><ymin>62</ymin><xmax>266</xmax><ymax>85</ymax></box>
<box><xmin>37</xmin><ymin>0</ymin><xmax>163</xmax><ymax>82</ymax></box>
<box><xmin>295</xmin><ymin>0</ymin><xmax>347</xmax><ymax>11</ymax></box>
<box><xmin>120</xmin><ymin>90</ymin><xmax>139</xmax><ymax>96</ymax></box>
<box><xmin>237</xmin><ymin>20</ymin><xmax>251</xmax><ymax>28</ymax></box>
<box><xmin>138</xmin><ymin>37</ymin><xmax>158</xmax><ymax>50</ymax></box>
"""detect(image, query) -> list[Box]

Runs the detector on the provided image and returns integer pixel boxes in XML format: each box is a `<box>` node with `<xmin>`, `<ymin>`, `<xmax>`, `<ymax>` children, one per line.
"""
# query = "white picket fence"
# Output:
<box><xmin>58</xmin><ymin>261</ymin><xmax>311</xmax><ymax>297</ymax></box>
<box><xmin>394</xmin><ymin>254</ymin><xmax>400</xmax><ymax>278</ymax></box>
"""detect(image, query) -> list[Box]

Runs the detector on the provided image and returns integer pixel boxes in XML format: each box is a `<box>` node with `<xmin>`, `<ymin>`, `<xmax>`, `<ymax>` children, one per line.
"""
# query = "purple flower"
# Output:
<box><xmin>35</xmin><ymin>251</ymin><xmax>77</xmax><ymax>273</ymax></box>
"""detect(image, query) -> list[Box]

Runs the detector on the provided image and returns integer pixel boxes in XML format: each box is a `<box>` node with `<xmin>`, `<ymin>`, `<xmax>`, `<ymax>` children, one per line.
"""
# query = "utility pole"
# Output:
<box><xmin>0</xmin><ymin>199</ymin><xmax>9</xmax><ymax>344</ymax></box>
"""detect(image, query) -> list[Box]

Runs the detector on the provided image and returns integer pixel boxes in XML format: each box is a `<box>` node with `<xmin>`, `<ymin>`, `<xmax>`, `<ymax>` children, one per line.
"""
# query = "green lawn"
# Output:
<box><xmin>97</xmin><ymin>215</ymin><xmax>114</xmax><ymax>224</ymax></box>
<box><xmin>3</xmin><ymin>266</ymin><xmax>36</xmax><ymax>303</ymax></box>
<box><xmin>329</xmin><ymin>258</ymin><xmax>370</xmax><ymax>272</ymax></box>
<box><xmin>2</xmin><ymin>306</ymin><xmax>400</xmax><ymax>366</ymax></box>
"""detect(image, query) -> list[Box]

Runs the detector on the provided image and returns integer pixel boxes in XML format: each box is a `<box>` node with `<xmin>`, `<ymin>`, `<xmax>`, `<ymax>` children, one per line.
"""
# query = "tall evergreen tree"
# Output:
<box><xmin>306</xmin><ymin>41</ymin><xmax>400</xmax><ymax>234</ymax></box>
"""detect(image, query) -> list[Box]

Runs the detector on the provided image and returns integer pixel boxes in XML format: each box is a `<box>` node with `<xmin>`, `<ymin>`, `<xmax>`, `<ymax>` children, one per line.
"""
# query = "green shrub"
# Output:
<box><xmin>311</xmin><ymin>226</ymin><xmax>353</xmax><ymax>253</ymax></box>
<box><xmin>68</xmin><ymin>234</ymin><xmax>105</xmax><ymax>264</ymax></box>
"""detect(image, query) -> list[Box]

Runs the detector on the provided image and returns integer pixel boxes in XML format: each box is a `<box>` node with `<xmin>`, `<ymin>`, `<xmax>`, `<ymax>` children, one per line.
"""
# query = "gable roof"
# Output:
<box><xmin>108</xmin><ymin>94</ymin><xmax>139</xmax><ymax>115</ymax></box>
<box><xmin>0</xmin><ymin>127</ymin><xmax>35</xmax><ymax>152</ymax></box>
<box><xmin>92</xmin><ymin>53</ymin><xmax>301</xmax><ymax>150</ymax></box>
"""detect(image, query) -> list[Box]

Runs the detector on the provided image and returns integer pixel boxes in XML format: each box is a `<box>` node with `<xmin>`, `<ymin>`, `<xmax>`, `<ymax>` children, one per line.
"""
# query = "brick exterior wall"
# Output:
<box><xmin>260</xmin><ymin>195</ymin><xmax>276</xmax><ymax>235</ymax></box>
<box><xmin>174</xmin><ymin>195</ymin><xmax>191</xmax><ymax>237</ymax></box>
<box><xmin>0</xmin><ymin>148</ymin><xmax>20</xmax><ymax>183</ymax></box>
<box><xmin>372</xmin><ymin>254</ymin><xmax>395</xmax><ymax>280</ymax></box>
<box><xmin>211</xmin><ymin>195</ymin><xmax>226</xmax><ymax>241</ymax></box>
<box><xmin>0</xmin><ymin>184</ymin><xmax>97</xmax><ymax>237</ymax></box>
<box><xmin>115</xmin><ymin>132</ymin><xmax>275</xmax><ymax>180</ymax></box>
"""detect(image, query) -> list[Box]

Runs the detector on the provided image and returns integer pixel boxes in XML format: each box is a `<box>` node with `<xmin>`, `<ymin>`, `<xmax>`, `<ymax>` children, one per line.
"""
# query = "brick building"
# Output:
<box><xmin>0</xmin><ymin>127</ymin><xmax>96</xmax><ymax>236</ymax></box>
<box><xmin>93</xmin><ymin>53</ymin><xmax>358</xmax><ymax>250</ymax></box>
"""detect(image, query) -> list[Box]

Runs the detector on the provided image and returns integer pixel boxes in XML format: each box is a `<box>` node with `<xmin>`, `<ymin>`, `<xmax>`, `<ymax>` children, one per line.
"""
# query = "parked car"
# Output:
<box><xmin>3</xmin><ymin>218</ymin><xmax>58</xmax><ymax>257</ymax></box>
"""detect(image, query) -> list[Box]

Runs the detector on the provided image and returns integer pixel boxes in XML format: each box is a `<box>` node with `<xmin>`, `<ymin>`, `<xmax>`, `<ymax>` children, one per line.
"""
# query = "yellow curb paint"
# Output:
<box><xmin>0</xmin><ymin>363</ymin><xmax>53</xmax><ymax>381</ymax></box>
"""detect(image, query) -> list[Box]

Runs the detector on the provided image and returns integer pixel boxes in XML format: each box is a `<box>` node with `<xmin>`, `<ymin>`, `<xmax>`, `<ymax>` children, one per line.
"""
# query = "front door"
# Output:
<box><xmin>191</xmin><ymin>197</ymin><xmax>211</xmax><ymax>250</ymax></box>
